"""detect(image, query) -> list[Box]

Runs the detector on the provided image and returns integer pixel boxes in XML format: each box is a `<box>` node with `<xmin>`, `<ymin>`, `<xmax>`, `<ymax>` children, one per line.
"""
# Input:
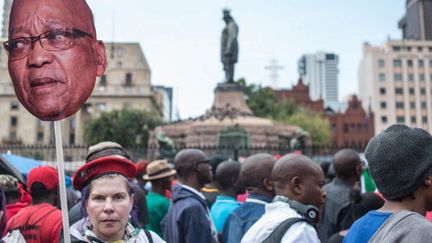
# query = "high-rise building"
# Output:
<box><xmin>399</xmin><ymin>0</ymin><xmax>432</xmax><ymax>41</ymax></box>
<box><xmin>358</xmin><ymin>40</ymin><xmax>432</xmax><ymax>134</ymax></box>
<box><xmin>298</xmin><ymin>52</ymin><xmax>339</xmax><ymax>109</ymax></box>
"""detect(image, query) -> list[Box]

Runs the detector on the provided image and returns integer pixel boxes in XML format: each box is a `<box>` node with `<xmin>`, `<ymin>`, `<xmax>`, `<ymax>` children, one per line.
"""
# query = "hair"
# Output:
<box><xmin>215</xmin><ymin>161</ymin><xmax>241</xmax><ymax>190</ymax></box>
<box><xmin>333</xmin><ymin>149</ymin><xmax>361</xmax><ymax>180</ymax></box>
<box><xmin>30</xmin><ymin>182</ymin><xmax>57</xmax><ymax>199</ymax></box>
<box><xmin>209</xmin><ymin>155</ymin><xmax>230</xmax><ymax>176</ymax></box>
<box><xmin>80</xmin><ymin>173</ymin><xmax>138</xmax><ymax>226</ymax></box>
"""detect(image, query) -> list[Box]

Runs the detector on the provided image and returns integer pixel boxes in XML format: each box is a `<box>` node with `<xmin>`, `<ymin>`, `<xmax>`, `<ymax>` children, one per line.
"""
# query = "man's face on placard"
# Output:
<box><xmin>6</xmin><ymin>0</ymin><xmax>106</xmax><ymax>121</ymax></box>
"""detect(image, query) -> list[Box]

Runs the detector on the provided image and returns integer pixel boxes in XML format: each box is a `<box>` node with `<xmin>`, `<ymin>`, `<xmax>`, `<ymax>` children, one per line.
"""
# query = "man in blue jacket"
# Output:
<box><xmin>162</xmin><ymin>149</ymin><xmax>217</xmax><ymax>243</ymax></box>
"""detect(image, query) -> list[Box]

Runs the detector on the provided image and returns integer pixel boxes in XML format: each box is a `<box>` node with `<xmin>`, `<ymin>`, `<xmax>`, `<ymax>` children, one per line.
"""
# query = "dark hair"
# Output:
<box><xmin>30</xmin><ymin>182</ymin><xmax>57</xmax><ymax>199</ymax></box>
<box><xmin>80</xmin><ymin>174</ymin><xmax>138</xmax><ymax>226</ymax></box>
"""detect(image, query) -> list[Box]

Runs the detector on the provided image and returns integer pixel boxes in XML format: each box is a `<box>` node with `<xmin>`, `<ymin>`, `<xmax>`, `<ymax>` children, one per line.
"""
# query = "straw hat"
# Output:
<box><xmin>143</xmin><ymin>160</ymin><xmax>176</xmax><ymax>181</ymax></box>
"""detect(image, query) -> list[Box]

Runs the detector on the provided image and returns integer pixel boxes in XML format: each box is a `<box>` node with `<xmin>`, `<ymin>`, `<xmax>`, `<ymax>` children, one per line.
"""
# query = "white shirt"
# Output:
<box><xmin>241</xmin><ymin>201</ymin><xmax>320</xmax><ymax>243</ymax></box>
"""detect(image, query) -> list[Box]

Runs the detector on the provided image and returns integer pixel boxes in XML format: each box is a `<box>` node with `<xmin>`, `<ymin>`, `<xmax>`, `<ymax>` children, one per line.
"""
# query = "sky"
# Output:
<box><xmin>9</xmin><ymin>1</ymin><xmax>407</xmax><ymax>119</ymax></box>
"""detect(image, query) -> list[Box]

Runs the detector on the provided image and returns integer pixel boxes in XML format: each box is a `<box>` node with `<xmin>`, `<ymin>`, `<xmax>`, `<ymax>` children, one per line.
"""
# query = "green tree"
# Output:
<box><xmin>84</xmin><ymin>108</ymin><xmax>162</xmax><ymax>147</ymax></box>
<box><xmin>286</xmin><ymin>110</ymin><xmax>332</xmax><ymax>145</ymax></box>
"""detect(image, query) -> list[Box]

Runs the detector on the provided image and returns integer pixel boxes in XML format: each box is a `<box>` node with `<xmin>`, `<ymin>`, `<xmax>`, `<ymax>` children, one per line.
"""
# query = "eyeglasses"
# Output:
<box><xmin>3</xmin><ymin>28</ymin><xmax>93</xmax><ymax>60</ymax></box>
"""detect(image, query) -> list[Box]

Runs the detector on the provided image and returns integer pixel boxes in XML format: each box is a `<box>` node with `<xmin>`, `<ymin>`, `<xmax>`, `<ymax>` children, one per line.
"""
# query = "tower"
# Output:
<box><xmin>2</xmin><ymin>0</ymin><xmax>12</xmax><ymax>39</ymax></box>
<box><xmin>399</xmin><ymin>0</ymin><xmax>432</xmax><ymax>40</ymax></box>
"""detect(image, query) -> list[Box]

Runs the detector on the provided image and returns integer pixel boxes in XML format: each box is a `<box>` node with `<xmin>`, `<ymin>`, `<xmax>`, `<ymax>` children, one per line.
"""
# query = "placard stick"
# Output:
<box><xmin>54</xmin><ymin>121</ymin><xmax>71</xmax><ymax>243</ymax></box>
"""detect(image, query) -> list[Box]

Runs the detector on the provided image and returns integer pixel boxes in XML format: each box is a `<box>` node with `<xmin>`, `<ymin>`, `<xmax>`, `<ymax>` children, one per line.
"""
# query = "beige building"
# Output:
<box><xmin>359</xmin><ymin>40</ymin><xmax>432</xmax><ymax>134</ymax></box>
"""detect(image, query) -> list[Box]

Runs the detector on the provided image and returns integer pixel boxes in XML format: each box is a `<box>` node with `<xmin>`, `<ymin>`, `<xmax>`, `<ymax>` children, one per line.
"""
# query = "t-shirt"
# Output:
<box><xmin>343</xmin><ymin>211</ymin><xmax>391</xmax><ymax>243</ymax></box>
<box><xmin>146</xmin><ymin>191</ymin><xmax>170</xmax><ymax>237</ymax></box>
<box><xmin>210</xmin><ymin>195</ymin><xmax>240</xmax><ymax>233</ymax></box>
<box><xmin>6</xmin><ymin>203</ymin><xmax>62</xmax><ymax>243</ymax></box>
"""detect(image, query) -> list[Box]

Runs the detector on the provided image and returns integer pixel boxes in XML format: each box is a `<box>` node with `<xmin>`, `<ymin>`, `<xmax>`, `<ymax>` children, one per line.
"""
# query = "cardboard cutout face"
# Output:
<box><xmin>6</xmin><ymin>0</ymin><xmax>106</xmax><ymax>121</ymax></box>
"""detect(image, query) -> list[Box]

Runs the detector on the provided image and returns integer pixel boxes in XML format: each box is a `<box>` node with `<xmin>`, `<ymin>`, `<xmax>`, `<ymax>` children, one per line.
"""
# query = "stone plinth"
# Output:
<box><xmin>148</xmin><ymin>82</ymin><xmax>309</xmax><ymax>148</ymax></box>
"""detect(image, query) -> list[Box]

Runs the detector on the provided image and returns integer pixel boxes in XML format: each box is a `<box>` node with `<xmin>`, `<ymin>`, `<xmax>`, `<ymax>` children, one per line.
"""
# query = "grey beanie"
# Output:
<box><xmin>365</xmin><ymin>124</ymin><xmax>432</xmax><ymax>200</ymax></box>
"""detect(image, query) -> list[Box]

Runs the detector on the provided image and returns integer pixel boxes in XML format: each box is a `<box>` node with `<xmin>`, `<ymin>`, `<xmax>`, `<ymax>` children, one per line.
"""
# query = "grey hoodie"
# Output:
<box><xmin>369</xmin><ymin>210</ymin><xmax>432</xmax><ymax>243</ymax></box>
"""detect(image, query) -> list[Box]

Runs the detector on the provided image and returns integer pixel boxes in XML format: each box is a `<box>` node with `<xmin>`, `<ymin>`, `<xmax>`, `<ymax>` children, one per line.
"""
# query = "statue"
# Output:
<box><xmin>221</xmin><ymin>9</ymin><xmax>239</xmax><ymax>83</ymax></box>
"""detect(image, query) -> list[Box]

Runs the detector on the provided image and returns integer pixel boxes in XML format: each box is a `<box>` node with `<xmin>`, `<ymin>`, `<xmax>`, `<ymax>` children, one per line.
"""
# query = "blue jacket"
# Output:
<box><xmin>222</xmin><ymin>194</ymin><xmax>273</xmax><ymax>243</ymax></box>
<box><xmin>162</xmin><ymin>184</ymin><xmax>216</xmax><ymax>243</ymax></box>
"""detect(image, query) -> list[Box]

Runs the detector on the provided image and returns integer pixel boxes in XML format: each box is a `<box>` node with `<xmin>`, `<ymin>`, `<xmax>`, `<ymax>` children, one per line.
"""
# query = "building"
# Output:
<box><xmin>359</xmin><ymin>40</ymin><xmax>432</xmax><ymax>134</ymax></box>
<box><xmin>399</xmin><ymin>0</ymin><xmax>432</xmax><ymax>41</ymax></box>
<box><xmin>275</xmin><ymin>78</ymin><xmax>374</xmax><ymax>147</ymax></box>
<box><xmin>298</xmin><ymin>51</ymin><xmax>339</xmax><ymax>109</ymax></box>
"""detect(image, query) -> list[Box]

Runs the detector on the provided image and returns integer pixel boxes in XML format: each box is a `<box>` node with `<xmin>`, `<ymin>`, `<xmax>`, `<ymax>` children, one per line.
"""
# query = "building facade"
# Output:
<box><xmin>298</xmin><ymin>52</ymin><xmax>339</xmax><ymax>109</ymax></box>
<box><xmin>399</xmin><ymin>0</ymin><xmax>432</xmax><ymax>41</ymax></box>
<box><xmin>275</xmin><ymin>79</ymin><xmax>374</xmax><ymax>147</ymax></box>
<box><xmin>359</xmin><ymin>40</ymin><xmax>432</xmax><ymax>134</ymax></box>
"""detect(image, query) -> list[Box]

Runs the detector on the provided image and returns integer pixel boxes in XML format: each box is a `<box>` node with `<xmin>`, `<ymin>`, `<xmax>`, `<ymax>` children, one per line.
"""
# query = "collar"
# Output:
<box><xmin>246</xmin><ymin>194</ymin><xmax>273</xmax><ymax>205</ymax></box>
<box><xmin>181</xmin><ymin>184</ymin><xmax>206</xmax><ymax>200</ymax></box>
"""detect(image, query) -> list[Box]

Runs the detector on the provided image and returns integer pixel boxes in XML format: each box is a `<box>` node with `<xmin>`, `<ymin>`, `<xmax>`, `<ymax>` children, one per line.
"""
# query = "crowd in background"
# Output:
<box><xmin>0</xmin><ymin>124</ymin><xmax>430</xmax><ymax>242</ymax></box>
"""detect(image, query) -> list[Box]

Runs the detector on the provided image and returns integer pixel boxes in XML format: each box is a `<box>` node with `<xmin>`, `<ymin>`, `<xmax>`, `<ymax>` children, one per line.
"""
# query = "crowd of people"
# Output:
<box><xmin>0</xmin><ymin>123</ymin><xmax>429</xmax><ymax>242</ymax></box>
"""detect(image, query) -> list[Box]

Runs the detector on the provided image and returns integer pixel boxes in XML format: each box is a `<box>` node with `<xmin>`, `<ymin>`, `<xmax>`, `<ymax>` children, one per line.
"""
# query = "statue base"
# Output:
<box><xmin>208</xmin><ymin>82</ymin><xmax>253</xmax><ymax>117</ymax></box>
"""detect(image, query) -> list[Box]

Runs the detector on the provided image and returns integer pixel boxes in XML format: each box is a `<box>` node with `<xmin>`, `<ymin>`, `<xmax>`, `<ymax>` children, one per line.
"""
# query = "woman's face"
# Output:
<box><xmin>85</xmin><ymin>176</ymin><xmax>134</xmax><ymax>242</ymax></box>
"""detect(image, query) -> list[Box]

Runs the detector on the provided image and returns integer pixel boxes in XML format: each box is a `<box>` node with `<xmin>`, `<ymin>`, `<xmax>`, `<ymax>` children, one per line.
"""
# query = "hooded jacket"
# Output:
<box><xmin>162</xmin><ymin>184</ymin><xmax>217</xmax><ymax>243</ymax></box>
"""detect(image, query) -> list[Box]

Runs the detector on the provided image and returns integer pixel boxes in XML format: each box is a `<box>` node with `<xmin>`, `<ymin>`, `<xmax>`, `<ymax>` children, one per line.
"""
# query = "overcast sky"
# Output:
<box><xmin>5</xmin><ymin>1</ymin><xmax>406</xmax><ymax>119</ymax></box>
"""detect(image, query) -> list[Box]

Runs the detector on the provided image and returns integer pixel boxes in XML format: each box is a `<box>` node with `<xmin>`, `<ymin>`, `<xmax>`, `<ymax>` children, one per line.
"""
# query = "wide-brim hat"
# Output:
<box><xmin>143</xmin><ymin>160</ymin><xmax>177</xmax><ymax>181</ymax></box>
<box><xmin>73</xmin><ymin>155</ymin><xmax>136</xmax><ymax>191</ymax></box>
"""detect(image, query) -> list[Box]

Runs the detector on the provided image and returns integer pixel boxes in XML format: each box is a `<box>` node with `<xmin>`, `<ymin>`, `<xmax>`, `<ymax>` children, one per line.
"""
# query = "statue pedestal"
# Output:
<box><xmin>210</xmin><ymin>82</ymin><xmax>253</xmax><ymax>116</ymax></box>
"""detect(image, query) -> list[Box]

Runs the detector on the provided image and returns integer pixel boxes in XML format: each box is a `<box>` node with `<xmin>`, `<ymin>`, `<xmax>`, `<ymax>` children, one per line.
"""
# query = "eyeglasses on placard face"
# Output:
<box><xmin>3</xmin><ymin>28</ymin><xmax>93</xmax><ymax>60</ymax></box>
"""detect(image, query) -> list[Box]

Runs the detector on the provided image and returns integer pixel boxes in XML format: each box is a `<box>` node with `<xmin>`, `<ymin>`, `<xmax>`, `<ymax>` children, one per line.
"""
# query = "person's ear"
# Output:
<box><xmin>291</xmin><ymin>176</ymin><xmax>302</xmax><ymax>195</ymax></box>
<box><xmin>95</xmin><ymin>40</ymin><xmax>107</xmax><ymax>76</ymax></box>
<box><xmin>263</xmin><ymin>177</ymin><xmax>274</xmax><ymax>192</ymax></box>
<box><xmin>424</xmin><ymin>176</ymin><xmax>432</xmax><ymax>187</ymax></box>
<box><xmin>130</xmin><ymin>193</ymin><xmax>135</xmax><ymax>206</ymax></box>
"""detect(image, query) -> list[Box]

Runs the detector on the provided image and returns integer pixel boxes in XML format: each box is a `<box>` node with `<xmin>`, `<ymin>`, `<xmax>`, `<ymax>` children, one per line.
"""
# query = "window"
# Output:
<box><xmin>429</xmin><ymin>60</ymin><xmax>432</xmax><ymax>68</ymax></box>
<box><xmin>429</xmin><ymin>47</ymin><xmax>432</xmax><ymax>52</ymax></box>
<box><xmin>423</xmin><ymin>116</ymin><xmax>428</xmax><ymax>124</ymax></box>
<box><xmin>422</xmin><ymin>102</ymin><xmax>427</xmax><ymax>109</ymax></box>
<box><xmin>380</xmin><ymin>88</ymin><xmax>386</xmax><ymax>95</ymax></box>
<box><xmin>419</xmin><ymin>60</ymin><xmax>424</xmax><ymax>67</ymax></box>
<box><xmin>394</xmin><ymin>73</ymin><xmax>402</xmax><ymax>81</ymax></box>
<box><xmin>409</xmin><ymin>88</ymin><xmax>415</xmax><ymax>95</ymax></box>
<box><xmin>421</xmin><ymin>88</ymin><xmax>426</xmax><ymax>95</ymax></box>
<box><xmin>125</xmin><ymin>73</ymin><xmax>132</xmax><ymax>87</ymax></box>
<box><xmin>410</xmin><ymin>102</ymin><xmax>415</xmax><ymax>109</ymax></box>
<box><xmin>344</xmin><ymin>124</ymin><xmax>348</xmax><ymax>132</ymax></box>
<box><xmin>396</xmin><ymin>102</ymin><xmax>404</xmax><ymax>109</ymax></box>
<box><xmin>407</xmin><ymin>46</ymin><xmax>412</xmax><ymax>52</ymax></box>
<box><xmin>99</xmin><ymin>75</ymin><xmax>107</xmax><ymax>86</ymax></box>
<box><xmin>10</xmin><ymin>101</ymin><xmax>18</xmax><ymax>110</ymax></box>
<box><xmin>69</xmin><ymin>133</ymin><xmax>75</xmax><ymax>145</ymax></box>
<box><xmin>408</xmin><ymin>73</ymin><xmax>414</xmax><ymax>81</ymax></box>
<box><xmin>37</xmin><ymin>132</ymin><xmax>44</xmax><ymax>141</ymax></box>
<box><xmin>407</xmin><ymin>59</ymin><xmax>413</xmax><ymax>67</ymax></box>
<box><xmin>393</xmin><ymin>59</ymin><xmax>402</xmax><ymax>67</ymax></box>
<box><xmin>10</xmin><ymin>116</ymin><xmax>17</xmax><ymax>127</ymax></box>
<box><xmin>381</xmin><ymin>116</ymin><xmax>388</xmax><ymax>123</ymax></box>
<box><xmin>393</xmin><ymin>46</ymin><xmax>401</xmax><ymax>52</ymax></box>
<box><xmin>395</xmin><ymin>88</ymin><xmax>403</xmax><ymax>95</ymax></box>
<box><xmin>418</xmin><ymin>47</ymin><xmax>423</xmax><ymax>52</ymax></box>
<box><xmin>411</xmin><ymin>116</ymin><xmax>417</xmax><ymax>123</ymax></box>
<box><xmin>396</xmin><ymin>116</ymin><xmax>405</xmax><ymax>123</ymax></box>
<box><xmin>379</xmin><ymin>73</ymin><xmax>386</xmax><ymax>81</ymax></box>
<box><xmin>380</xmin><ymin>102</ymin><xmax>387</xmax><ymax>109</ymax></box>
<box><xmin>378</xmin><ymin>59</ymin><xmax>385</xmax><ymax>68</ymax></box>
<box><xmin>420</xmin><ymin>73</ymin><xmax>425</xmax><ymax>81</ymax></box>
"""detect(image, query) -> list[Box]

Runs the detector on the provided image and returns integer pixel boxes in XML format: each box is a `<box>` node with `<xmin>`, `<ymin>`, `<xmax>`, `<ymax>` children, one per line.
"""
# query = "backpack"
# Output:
<box><xmin>262</xmin><ymin>218</ymin><xmax>309</xmax><ymax>243</ymax></box>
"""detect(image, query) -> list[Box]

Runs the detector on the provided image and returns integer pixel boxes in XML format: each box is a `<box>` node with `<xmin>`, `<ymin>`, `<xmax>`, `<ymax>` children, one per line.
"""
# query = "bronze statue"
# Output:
<box><xmin>221</xmin><ymin>9</ymin><xmax>239</xmax><ymax>83</ymax></box>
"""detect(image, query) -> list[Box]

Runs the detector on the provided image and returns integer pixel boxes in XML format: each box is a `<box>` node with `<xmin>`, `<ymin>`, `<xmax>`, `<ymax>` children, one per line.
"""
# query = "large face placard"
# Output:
<box><xmin>5</xmin><ymin>0</ymin><xmax>106</xmax><ymax>121</ymax></box>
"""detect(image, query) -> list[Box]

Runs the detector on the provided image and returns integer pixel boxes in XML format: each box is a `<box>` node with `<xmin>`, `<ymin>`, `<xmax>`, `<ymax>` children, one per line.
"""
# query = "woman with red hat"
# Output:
<box><xmin>70</xmin><ymin>155</ymin><xmax>165</xmax><ymax>243</ymax></box>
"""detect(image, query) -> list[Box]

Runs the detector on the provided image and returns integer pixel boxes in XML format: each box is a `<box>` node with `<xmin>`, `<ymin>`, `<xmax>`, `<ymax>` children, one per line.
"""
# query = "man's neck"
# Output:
<box><xmin>179</xmin><ymin>177</ymin><xmax>202</xmax><ymax>192</ymax></box>
<box><xmin>220</xmin><ymin>188</ymin><xmax>237</xmax><ymax>199</ymax></box>
<box><xmin>247</xmin><ymin>187</ymin><xmax>274</xmax><ymax>198</ymax></box>
<box><xmin>151</xmin><ymin>183</ymin><xmax>166</xmax><ymax>196</ymax></box>
<box><xmin>379</xmin><ymin>198</ymin><xmax>427</xmax><ymax>216</ymax></box>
